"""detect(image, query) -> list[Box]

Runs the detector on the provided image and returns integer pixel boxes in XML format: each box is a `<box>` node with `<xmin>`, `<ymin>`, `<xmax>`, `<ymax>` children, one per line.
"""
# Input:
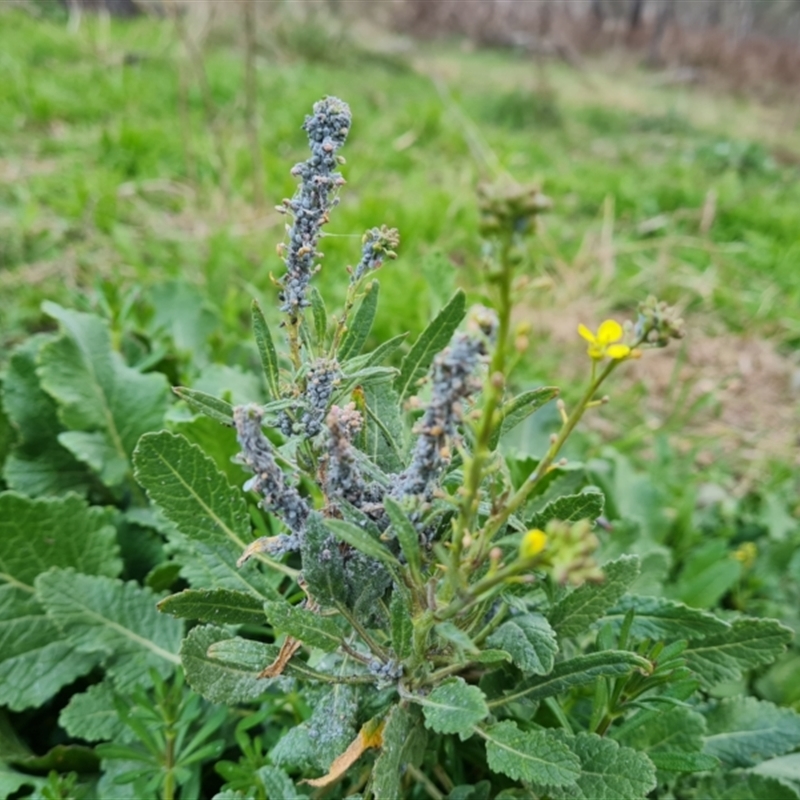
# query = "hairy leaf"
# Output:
<box><xmin>38</xmin><ymin>303</ymin><xmax>169</xmax><ymax>487</ymax></box>
<box><xmin>2</xmin><ymin>336</ymin><xmax>91</xmax><ymax>496</ymax></box>
<box><xmin>58</xmin><ymin>681</ymin><xmax>126</xmax><ymax>743</ymax></box>
<box><xmin>339</xmin><ymin>280</ymin><xmax>379</xmax><ymax>361</ymax></box>
<box><xmin>419</xmin><ymin>678</ymin><xmax>488</xmax><ymax>738</ymax></box>
<box><xmin>309</xmin><ymin>286</ymin><xmax>328</xmax><ymax>350</ymax></box>
<box><xmin>482</xmin><ymin>722</ymin><xmax>580</xmax><ymax>787</ymax></box>
<box><xmin>703</xmin><ymin>697</ymin><xmax>800</xmax><ymax>768</ymax></box>
<box><xmin>361</xmin><ymin>380</ymin><xmax>405</xmax><ymax>473</ymax></box>
<box><xmin>487</xmin><ymin>613</ymin><xmax>558</xmax><ymax>676</ymax></box>
<box><xmin>695</xmin><ymin>773</ymin><xmax>800</xmax><ymax>800</ymax></box>
<box><xmin>157</xmin><ymin>589</ymin><xmax>266</xmax><ymax>626</ymax></box>
<box><xmin>264</xmin><ymin>601</ymin><xmax>344</xmax><ymax>651</ymax></box>
<box><xmin>172</xmin><ymin>387</ymin><xmax>234</xmax><ymax>426</ymax></box>
<box><xmin>492</xmin><ymin>650</ymin><xmax>649</xmax><ymax>707</ymax></box>
<box><xmin>604</xmin><ymin>594</ymin><xmax>729</xmax><ymax>641</ymax></box>
<box><xmin>548</xmin><ymin>555</ymin><xmax>640</xmax><ymax>638</ymax></box>
<box><xmin>252</xmin><ymin>300</ymin><xmax>280</xmax><ymax>400</ymax></box>
<box><xmin>490</xmin><ymin>387</ymin><xmax>560</xmax><ymax>450</ymax></box>
<box><xmin>301</xmin><ymin>513</ymin><xmax>349</xmax><ymax>609</ymax></box>
<box><xmin>384</xmin><ymin>496</ymin><xmax>422</xmax><ymax>582</ymax></box>
<box><xmin>326</xmin><ymin>519</ymin><xmax>401</xmax><ymax>573</ymax></box>
<box><xmin>530</xmin><ymin>486</ymin><xmax>605</xmax><ymax>529</ymax></box>
<box><xmin>35</xmin><ymin>568</ymin><xmax>182</xmax><ymax>690</ymax></box>
<box><xmin>550</xmin><ymin>733</ymin><xmax>657</xmax><ymax>800</ymax></box>
<box><xmin>751</xmin><ymin>753</ymin><xmax>800</xmax><ymax>788</ymax></box>
<box><xmin>343</xmin><ymin>332</ymin><xmax>408</xmax><ymax>372</ymax></box>
<box><xmin>685</xmin><ymin>617</ymin><xmax>792</xmax><ymax>688</ymax></box>
<box><xmin>181</xmin><ymin>625</ymin><xmax>274</xmax><ymax>704</ymax></box>
<box><xmin>390</xmin><ymin>591</ymin><xmax>413</xmax><ymax>660</ymax></box>
<box><xmin>394</xmin><ymin>289</ymin><xmax>466</xmax><ymax>400</ymax></box>
<box><xmin>134</xmin><ymin>432</ymin><xmax>282</xmax><ymax>599</ymax></box>
<box><xmin>370</xmin><ymin>705</ymin><xmax>426</xmax><ymax>799</ymax></box>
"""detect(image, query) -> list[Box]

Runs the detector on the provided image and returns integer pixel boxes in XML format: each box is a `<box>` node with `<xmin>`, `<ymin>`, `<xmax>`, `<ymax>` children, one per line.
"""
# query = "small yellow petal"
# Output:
<box><xmin>606</xmin><ymin>343</ymin><xmax>631</xmax><ymax>360</ymax></box>
<box><xmin>520</xmin><ymin>529</ymin><xmax>548</xmax><ymax>559</ymax></box>
<box><xmin>587</xmin><ymin>342</ymin><xmax>606</xmax><ymax>360</ymax></box>
<box><xmin>578</xmin><ymin>324</ymin><xmax>596</xmax><ymax>344</ymax></box>
<box><xmin>597</xmin><ymin>319</ymin><xmax>623</xmax><ymax>345</ymax></box>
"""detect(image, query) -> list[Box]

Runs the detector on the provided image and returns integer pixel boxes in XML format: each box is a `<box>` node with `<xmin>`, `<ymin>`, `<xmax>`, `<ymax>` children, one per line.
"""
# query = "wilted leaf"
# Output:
<box><xmin>304</xmin><ymin>718</ymin><xmax>385</xmax><ymax>787</ymax></box>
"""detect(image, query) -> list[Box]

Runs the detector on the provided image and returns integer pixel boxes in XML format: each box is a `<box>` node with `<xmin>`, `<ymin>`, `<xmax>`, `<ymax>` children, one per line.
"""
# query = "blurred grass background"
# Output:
<box><xmin>0</xmin><ymin>1</ymin><xmax>798</xmax><ymax>486</ymax></box>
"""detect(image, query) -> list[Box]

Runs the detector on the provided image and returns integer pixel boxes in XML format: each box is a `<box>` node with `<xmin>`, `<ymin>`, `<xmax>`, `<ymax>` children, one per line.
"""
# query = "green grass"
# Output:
<box><xmin>1</xmin><ymin>8</ymin><xmax>798</xmax><ymax>477</ymax></box>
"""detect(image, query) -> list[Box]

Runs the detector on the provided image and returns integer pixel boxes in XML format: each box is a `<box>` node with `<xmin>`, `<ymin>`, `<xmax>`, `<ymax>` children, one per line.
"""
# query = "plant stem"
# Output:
<box><xmin>406</xmin><ymin>764</ymin><xmax>445</xmax><ymax>800</ymax></box>
<box><xmin>335</xmin><ymin>602</ymin><xmax>389</xmax><ymax>662</ymax></box>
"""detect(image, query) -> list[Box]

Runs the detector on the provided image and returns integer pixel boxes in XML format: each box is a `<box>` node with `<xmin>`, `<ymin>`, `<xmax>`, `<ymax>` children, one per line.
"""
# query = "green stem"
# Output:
<box><xmin>335</xmin><ymin>602</ymin><xmax>389</xmax><ymax>662</ymax></box>
<box><xmin>406</xmin><ymin>764</ymin><xmax>444</xmax><ymax>800</ymax></box>
<box><xmin>162</xmin><ymin>732</ymin><xmax>176</xmax><ymax>800</ymax></box>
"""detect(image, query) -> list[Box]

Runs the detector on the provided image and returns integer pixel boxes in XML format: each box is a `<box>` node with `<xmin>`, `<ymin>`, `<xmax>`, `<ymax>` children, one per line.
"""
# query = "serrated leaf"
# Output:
<box><xmin>58</xmin><ymin>681</ymin><xmax>126</xmax><ymax>743</ymax></box>
<box><xmin>384</xmin><ymin>496</ymin><xmax>423</xmax><ymax>583</ymax></box>
<box><xmin>0</xmin><ymin>764</ymin><xmax>44</xmax><ymax>798</ymax></box>
<box><xmin>394</xmin><ymin>289</ymin><xmax>466</xmax><ymax>400</ymax></box>
<box><xmin>339</xmin><ymin>281</ymin><xmax>379</xmax><ymax>361</ymax></box>
<box><xmin>173</xmin><ymin>387</ymin><xmax>234</xmax><ymax>426</ymax></box>
<box><xmin>703</xmin><ymin>697</ymin><xmax>800</xmax><ymax>768</ymax></box>
<box><xmin>751</xmin><ymin>753</ymin><xmax>800</xmax><ymax>787</ymax></box>
<box><xmin>157</xmin><ymin>589</ymin><xmax>266</xmax><ymax>626</ymax></box>
<box><xmin>530</xmin><ymin>486</ymin><xmax>605</xmax><ymax>529</ymax></box>
<box><xmin>370</xmin><ymin>705</ymin><xmax>425</xmax><ymax>799</ymax></box>
<box><xmin>309</xmin><ymin>286</ymin><xmax>328</xmax><ymax>350</ymax></box>
<box><xmin>2</xmin><ymin>336</ymin><xmax>91</xmax><ymax>496</ymax></box>
<box><xmin>272</xmin><ymin>685</ymin><xmax>358</xmax><ymax>773</ymax></box>
<box><xmin>696</xmin><ymin>773</ymin><xmax>800</xmax><ymax>800</ymax></box>
<box><xmin>482</xmin><ymin>722</ymin><xmax>580</xmax><ymax>787</ymax></box>
<box><xmin>181</xmin><ymin>625</ymin><xmax>273</xmax><ymax>704</ymax></box>
<box><xmin>133</xmin><ymin>432</ymin><xmax>282</xmax><ymax>599</ymax></box>
<box><xmin>326</xmin><ymin>519</ymin><xmax>401</xmax><ymax>573</ymax></box>
<box><xmin>685</xmin><ymin>617</ymin><xmax>792</xmax><ymax>688</ymax></box>
<box><xmin>548</xmin><ymin>555</ymin><xmax>640</xmax><ymax>639</ymax></box>
<box><xmin>254</xmin><ymin>766</ymin><xmax>301</xmax><ymax>799</ymax></box>
<box><xmin>390</xmin><ymin>591</ymin><xmax>413</xmax><ymax>660</ymax></box>
<box><xmin>419</xmin><ymin>678</ymin><xmax>488</xmax><ymax>738</ymax></box>
<box><xmin>550</xmin><ymin>733</ymin><xmax>657</xmax><ymax>800</ymax></box>
<box><xmin>38</xmin><ymin>303</ymin><xmax>169</xmax><ymax>487</ymax></box>
<box><xmin>264</xmin><ymin>601</ymin><xmax>344</xmax><ymax>651</ymax></box>
<box><xmin>252</xmin><ymin>301</ymin><xmax>280</xmax><ymax>400</ymax></box>
<box><xmin>487</xmin><ymin>613</ymin><xmax>558</xmax><ymax>676</ymax></box>
<box><xmin>491</xmin><ymin>650</ymin><xmax>649</xmax><ymax>708</ymax></box>
<box><xmin>361</xmin><ymin>380</ymin><xmax>404</xmax><ymax>473</ymax></box>
<box><xmin>603</xmin><ymin>594</ymin><xmax>729</xmax><ymax>641</ymax></box>
<box><xmin>304</xmin><ymin>718</ymin><xmax>385</xmax><ymax>788</ymax></box>
<box><xmin>491</xmin><ymin>387</ymin><xmax>560</xmax><ymax>449</ymax></box>
<box><xmin>614</xmin><ymin>706</ymin><xmax>707</xmax><ymax>757</ymax></box>
<box><xmin>35</xmin><ymin>568</ymin><xmax>182</xmax><ymax>690</ymax></box>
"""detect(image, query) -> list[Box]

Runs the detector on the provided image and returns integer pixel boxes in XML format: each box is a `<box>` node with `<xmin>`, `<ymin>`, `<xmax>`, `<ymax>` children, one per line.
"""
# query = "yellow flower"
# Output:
<box><xmin>578</xmin><ymin>319</ymin><xmax>631</xmax><ymax>360</ymax></box>
<box><xmin>732</xmin><ymin>542</ymin><xmax>757</xmax><ymax>569</ymax></box>
<box><xmin>520</xmin><ymin>529</ymin><xmax>548</xmax><ymax>559</ymax></box>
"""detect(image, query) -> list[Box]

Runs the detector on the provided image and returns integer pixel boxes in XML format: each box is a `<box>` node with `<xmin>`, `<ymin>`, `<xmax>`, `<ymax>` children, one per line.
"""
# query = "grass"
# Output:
<box><xmin>1</xmin><ymin>7</ymin><xmax>798</xmax><ymax>478</ymax></box>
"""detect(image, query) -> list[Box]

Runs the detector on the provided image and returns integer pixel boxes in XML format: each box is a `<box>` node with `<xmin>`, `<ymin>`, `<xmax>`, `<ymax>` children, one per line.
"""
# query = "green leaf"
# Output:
<box><xmin>301</xmin><ymin>513</ymin><xmax>349</xmax><ymax>609</ymax></box>
<box><xmin>548</xmin><ymin>555</ymin><xmax>640</xmax><ymax>639</ymax></box>
<box><xmin>264</xmin><ymin>601</ymin><xmax>344</xmax><ymax>651</ymax></box>
<box><xmin>172</xmin><ymin>387</ymin><xmax>234</xmax><ymax>426</ymax></box>
<box><xmin>419</xmin><ymin>678</ymin><xmax>488</xmax><ymax>738</ymax></box>
<box><xmin>752</xmin><ymin>753</ymin><xmax>800</xmax><ymax>788</ymax></box>
<box><xmin>38</xmin><ymin>303</ymin><xmax>169</xmax><ymax>487</ymax></box>
<box><xmin>530</xmin><ymin>486</ymin><xmax>605</xmax><ymax>529</ymax></box>
<box><xmin>491</xmin><ymin>387</ymin><xmax>560</xmax><ymax>449</ymax></box>
<box><xmin>309</xmin><ymin>286</ymin><xmax>328</xmax><ymax>349</ymax></box>
<box><xmin>0</xmin><ymin>764</ymin><xmax>44</xmax><ymax>798</ymax></box>
<box><xmin>487</xmin><ymin>613</ymin><xmax>558</xmax><ymax>676</ymax></box>
<box><xmin>271</xmin><ymin>686</ymin><xmax>358</xmax><ymax>773</ymax></box>
<box><xmin>1</xmin><ymin>336</ymin><xmax>91</xmax><ymax>497</ymax></box>
<box><xmin>482</xmin><ymin>722</ymin><xmax>580</xmax><ymax>787</ymax></box>
<box><xmin>0</xmin><ymin>493</ymin><xmax>121</xmax><ymax>710</ymax></box>
<box><xmin>257</xmin><ymin>766</ymin><xmax>302</xmax><ymax>799</ymax></box>
<box><xmin>436</xmin><ymin>622</ymin><xmax>480</xmax><ymax>655</ymax></box>
<box><xmin>603</xmin><ymin>594</ymin><xmax>729</xmax><ymax>641</ymax></box>
<box><xmin>370</xmin><ymin>705</ymin><xmax>426</xmax><ymax>799</ymax></box>
<box><xmin>361</xmin><ymin>380</ymin><xmax>405</xmax><ymax>473</ymax></box>
<box><xmin>133</xmin><ymin>431</ymin><xmax>281</xmax><ymax>599</ymax></box>
<box><xmin>9</xmin><ymin>744</ymin><xmax>99</xmax><ymax>774</ymax></box>
<box><xmin>550</xmin><ymin>733</ymin><xmax>657</xmax><ymax>800</ymax></box>
<box><xmin>35</xmin><ymin>568</ymin><xmax>182</xmax><ymax>690</ymax></box>
<box><xmin>157</xmin><ymin>589</ymin><xmax>266</xmax><ymax>626</ymax></box>
<box><xmin>703</xmin><ymin>697</ymin><xmax>800</xmax><ymax>768</ymax></box>
<box><xmin>390</xmin><ymin>591</ymin><xmax>413</xmax><ymax>660</ymax></box>
<box><xmin>648</xmin><ymin>752</ymin><xmax>719</xmax><ymax>772</ymax></box>
<box><xmin>685</xmin><ymin>617</ymin><xmax>792</xmax><ymax>688</ymax></box>
<box><xmin>695</xmin><ymin>773</ymin><xmax>800</xmax><ymax>800</ymax></box>
<box><xmin>325</xmin><ymin>519</ymin><xmax>402</xmax><ymax>573</ymax></box>
<box><xmin>58</xmin><ymin>681</ymin><xmax>126</xmax><ymax>743</ymax></box>
<box><xmin>394</xmin><ymin>289</ymin><xmax>466</xmax><ymax>400</ymax></box>
<box><xmin>614</xmin><ymin>706</ymin><xmax>707</xmax><ymax>755</ymax></box>
<box><xmin>384</xmin><ymin>496</ymin><xmax>423</xmax><ymax>582</ymax></box>
<box><xmin>181</xmin><ymin>625</ymin><xmax>273</xmax><ymax>704</ymax></box>
<box><xmin>491</xmin><ymin>650</ymin><xmax>649</xmax><ymax>708</ymax></box>
<box><xmin>252</xmin><ymin>300</ymin><xmax>280</xmax><ymax>400</ymax></box>
<box><xmin>339</xmin><ymin>280</ymin><xmax>379</xmax><ymax>361</ymax></box>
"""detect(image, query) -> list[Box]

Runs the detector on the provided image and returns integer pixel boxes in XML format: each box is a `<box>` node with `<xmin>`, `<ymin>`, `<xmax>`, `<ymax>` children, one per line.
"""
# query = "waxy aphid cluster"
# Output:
<box><xmin>277</xmin><ymin>96</ymin><xmax>351</xmax><ymax>318</ymax></box>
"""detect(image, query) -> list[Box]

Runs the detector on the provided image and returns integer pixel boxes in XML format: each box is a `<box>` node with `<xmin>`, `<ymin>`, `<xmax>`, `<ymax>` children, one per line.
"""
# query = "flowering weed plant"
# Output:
<box><xmin>1</xmin><ymin>96</ymin><xmax>798</xmax><ymax>800</ymax></box>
